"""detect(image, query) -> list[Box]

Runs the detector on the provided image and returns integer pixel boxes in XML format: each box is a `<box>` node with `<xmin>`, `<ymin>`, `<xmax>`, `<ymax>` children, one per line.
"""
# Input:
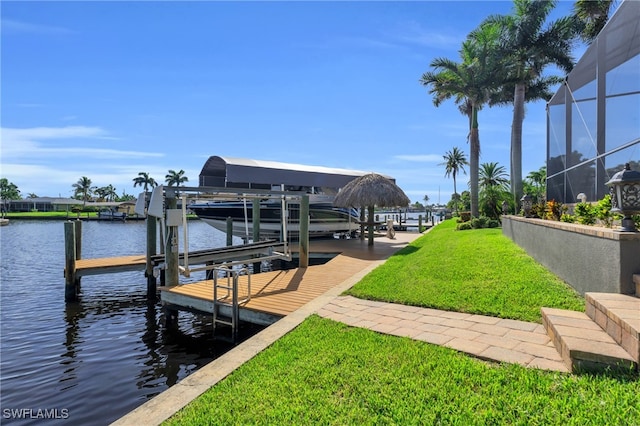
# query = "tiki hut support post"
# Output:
<box><xmin>367</xmin><ymin>205</ymin><xmax>375</xmax><ymax>246</ymax></box>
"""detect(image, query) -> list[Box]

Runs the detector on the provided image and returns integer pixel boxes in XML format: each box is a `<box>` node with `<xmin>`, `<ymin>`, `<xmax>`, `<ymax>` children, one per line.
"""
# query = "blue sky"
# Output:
<box><xmin>1</xmin><ymin>1</ymin><xmax>580</xmax><ymax>204</ymax></box>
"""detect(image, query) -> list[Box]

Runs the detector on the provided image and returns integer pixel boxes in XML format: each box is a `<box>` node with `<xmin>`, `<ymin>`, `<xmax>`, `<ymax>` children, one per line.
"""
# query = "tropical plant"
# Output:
<box><xmin>524</xmin><ymin>166</ymin><xmax>547</xmax><ymax>203</ymax></box>
<box><xmin>573</xmin><ymin>0</ymin><xmax>615</xmax><ymax>43</ymax></box>
<box><xmin>439</xmin><ymin>147</ymin><xmax>468</xmax><ymax>214</ymax></box>
<box><xmin>133</xmin><ymin>172</ymin><xmax>158</xmax><ymax>193</ymax></box>
<box><xmin>478</xmin><ymin>162</ymin><xmax>511</xmax><ymax>219</ymax></box>
<box><xmin>72</xmin><ymin>176</ymin><xmax>94</xmax><ymax>206</ymax></box>
<box><xmin>421</xmin><ymin>22</ymin><xmax>503</xmax><ymax>217</ymax></box>
<box><xmin>165</xmin><ymin>169</ymin><xmax>189</xmax><ymax>187</ymax></box>
<box><xmin>0</xmin><ymin>178</ymin><xmax>21</xmax><ymax>213</ymax></box>
<box><xmin>483</xmin><ymin>0</ymin><xmax>579</xmax><ymax>209</ymax></box>
<box><xmin>94</xmin><ymin>184</ymin><xmax>118</xmax><ymax>202</ymax></box>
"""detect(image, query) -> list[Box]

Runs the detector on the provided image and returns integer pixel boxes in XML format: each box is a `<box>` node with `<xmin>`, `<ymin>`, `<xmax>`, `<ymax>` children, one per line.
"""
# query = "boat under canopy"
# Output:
<box><xmin>193</xmin><ymin>156</ymin><xmax>394</xmax><ymax>238</ymax></box>
<box><xmin>199</xmin><ymin>155</ymin><xmax>394</xmax><ymax>190</ymax></box>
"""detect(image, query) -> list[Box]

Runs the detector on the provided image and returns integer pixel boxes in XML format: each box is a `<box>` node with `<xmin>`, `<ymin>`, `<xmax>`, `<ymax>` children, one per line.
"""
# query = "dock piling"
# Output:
<box><xmin>165</xmin><ymin>190</ymin><xmax>180</xmax><ymax>287</ymax></box>
<box><xmin>64</xmin><ymin>221</ymin><xmax>79</xmax><ymax>301</ymax></box>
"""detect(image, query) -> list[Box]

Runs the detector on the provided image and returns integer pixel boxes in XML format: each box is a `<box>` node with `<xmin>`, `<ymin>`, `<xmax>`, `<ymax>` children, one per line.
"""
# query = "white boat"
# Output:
<box><xmin>97</xmin><ymin>208</ymin><xmax>127</xmax><ymax>221</ymax></box>
<box><xmin>191</xmin><ymin>156</ymin><xmax>393</xmax><ymax>238</ymax></box>
<box><xmin>190</xmin><ymin>195</ymin><xmax>360</xmax><ymax>238</ymax></box>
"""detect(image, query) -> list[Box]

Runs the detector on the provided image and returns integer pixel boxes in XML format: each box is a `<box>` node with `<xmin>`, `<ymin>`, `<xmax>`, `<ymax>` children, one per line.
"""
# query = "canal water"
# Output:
<box><xmin>0</xmin><ymin>219</ymin><xmax>264</xmax><ymax>425</ymax></box>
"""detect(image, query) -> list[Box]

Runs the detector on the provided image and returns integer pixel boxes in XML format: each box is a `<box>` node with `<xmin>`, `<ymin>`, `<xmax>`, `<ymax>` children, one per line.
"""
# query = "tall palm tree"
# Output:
<box><xmin>165</xmin><ymin>169</ymin><xmax>189</xmax><ymax>187</ymax></box>
<box><xmin>421</xmin><ymin>23</ymin><xmax>503</xmax><ymax>217</ymax></box>
<box><xmin>133</xmin><ymin>172</ymin><xmax>158</xmax><ymax>193</ymax></box>
<box><xmin>72</xmin><ymin>176</ymin><xmax>94</xmax><ymax>206</ymax></box>
<box><xmin>440</xmin><ymin>147</ymin><xmax>468</xmax><ymax>210</ymax></box>
<box><xmin>483</xmin><ymin>0</ymin><xmax>578</xmax><ymax>209</ymax></box>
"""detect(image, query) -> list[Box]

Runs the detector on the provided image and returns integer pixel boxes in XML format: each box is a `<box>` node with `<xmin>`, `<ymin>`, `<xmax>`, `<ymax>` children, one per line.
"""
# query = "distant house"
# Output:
<box><xmin>5</xmin><ymin>197</ymin><xmax>139</xmax><ymax>214</ymax></box>
<box><xmin>6</xmin><ymin>197</ymin><xmax>82</xmax><ymax>212</ymax></box>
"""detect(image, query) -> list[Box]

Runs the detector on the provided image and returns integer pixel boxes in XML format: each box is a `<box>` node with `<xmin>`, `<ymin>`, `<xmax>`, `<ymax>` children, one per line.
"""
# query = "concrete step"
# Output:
<box><xmin>585</xmin><ymin>292</ymin><xmax>640</xmax><ymax>364</ymax></box>
<box><xmin>541</xmin><ymin>307</ymin><xmax>636</xmax><ymax>373</ymax></box>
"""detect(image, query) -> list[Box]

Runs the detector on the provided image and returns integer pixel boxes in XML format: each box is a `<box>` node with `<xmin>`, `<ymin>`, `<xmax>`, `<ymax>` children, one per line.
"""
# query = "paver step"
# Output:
<box><xmin>585</xmin><ymin>292</ymin><xmax>640</xmax><ymax>363</ymax></box>
<box><xmin>541</xmin><ymin>307</ymin><xmax>636</xmax><ymax>373</ymax></box>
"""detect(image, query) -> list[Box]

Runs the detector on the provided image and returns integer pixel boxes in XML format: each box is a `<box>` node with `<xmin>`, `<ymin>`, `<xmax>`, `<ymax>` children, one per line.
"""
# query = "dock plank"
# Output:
<box><xmin>160</xmin><ymin>232</ymin><xmax>421</xmax><ymax>319</ymax></box>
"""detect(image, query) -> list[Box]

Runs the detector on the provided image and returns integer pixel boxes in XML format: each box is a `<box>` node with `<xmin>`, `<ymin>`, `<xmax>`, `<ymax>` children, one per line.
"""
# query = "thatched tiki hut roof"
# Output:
<box><xmin>333</xmin><ymin>173</ymin><xmax>410</xmax><ymax>245</ymax></box>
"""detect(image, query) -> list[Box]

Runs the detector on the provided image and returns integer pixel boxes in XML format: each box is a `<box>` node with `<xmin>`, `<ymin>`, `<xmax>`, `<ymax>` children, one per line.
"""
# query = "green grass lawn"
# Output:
<box><xmin>165</xmin><ymin>220</ymin><xmax>638</xmax><ymax>425</ymax></box>
<box><xmin>347</xmin><ymin>219</ymin><xmax>584</xmax><ymax>323</ymax></box>
<box><xmin>166</xmin><ymin>316</ymin><xmax>639</xmax><ymax>425</ymax></box>
<box><xmin>4</xmin><ymin>211</ymin><xmax>84</xmax><ymax>218</ymax></box>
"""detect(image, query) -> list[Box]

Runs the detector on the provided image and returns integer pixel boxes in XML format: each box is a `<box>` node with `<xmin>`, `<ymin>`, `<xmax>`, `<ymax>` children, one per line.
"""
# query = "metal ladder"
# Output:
<box><xmin>212</xmin><ymin>265</ymin><xmax>251</xmax><ymax>342</ymax></box>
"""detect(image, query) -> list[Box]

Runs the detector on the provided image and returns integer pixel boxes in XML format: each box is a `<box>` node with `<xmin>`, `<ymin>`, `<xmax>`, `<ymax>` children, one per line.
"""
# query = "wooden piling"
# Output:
<box><xmin>73</xmin><ymin>220</ymin><xmax>82</xmax><ymax>260</ymax></box>
<box><xmin>299</xmin><ymin>195</ymin><xmax>309</xmax><ymax>268</ymax></box>
<box><xmin>165</xmin><ymin>191</ymin><xmax>179</xmax><ymax>287</ymax></box>
<box><xmin>418</xmin><ymin>215</ymin><xmax>423</xmax><ymax>232</ymax></box>
<box><xmin>64</xmin><ymin>221</ymin><xmax>78</xmax><ymax>301</ymax></box>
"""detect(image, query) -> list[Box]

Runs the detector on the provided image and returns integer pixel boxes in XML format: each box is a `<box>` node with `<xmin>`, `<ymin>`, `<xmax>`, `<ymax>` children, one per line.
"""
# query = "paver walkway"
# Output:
<box><xmin>318</xmin><ymin>295</ymin><xmax>569</xmax><ymax>372</ymax></box>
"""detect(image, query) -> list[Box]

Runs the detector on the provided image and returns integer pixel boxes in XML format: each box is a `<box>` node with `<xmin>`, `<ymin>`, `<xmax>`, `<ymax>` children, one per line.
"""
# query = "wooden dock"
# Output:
<box><xmin>161</xmin><ymin>232</ymin><xmax>422</xmax><ymax>325</ymax></box>
<box><xmin>73</xmin><ymin>255</ymin><xmax>147</xmax><ymax>277</ymax></box>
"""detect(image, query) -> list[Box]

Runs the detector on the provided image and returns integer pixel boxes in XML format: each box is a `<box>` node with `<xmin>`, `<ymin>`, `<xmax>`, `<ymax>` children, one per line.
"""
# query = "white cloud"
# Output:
<box><xmin>0</xmin><ymin>126</ymin><xmax>164</xmax><ymax>160</ymax></box>
<box><xmin>393</xmin><ymin>154</ymin><xmax>442</xmax><ymax>162</ymax></box>
<box><xmin>1</xmin><ymin>19</ymin><xmax>75</xmax><ymax>35</ymax></box>
<box><xmin>390</xmin><ymin>21</ymin><xmax>462</xmax><ymax>50</ymax></box>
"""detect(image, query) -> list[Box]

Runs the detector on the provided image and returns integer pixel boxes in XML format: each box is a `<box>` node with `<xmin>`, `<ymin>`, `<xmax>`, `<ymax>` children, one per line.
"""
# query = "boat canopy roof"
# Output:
<box><xmin>200</xmin><ymin>155</ymin><xmax>394</xmax><ymax>189</ymax></box>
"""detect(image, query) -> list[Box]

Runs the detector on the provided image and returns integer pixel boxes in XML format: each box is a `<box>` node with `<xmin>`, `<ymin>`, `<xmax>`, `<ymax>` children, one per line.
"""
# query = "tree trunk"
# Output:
<box><xmin>470</xmin><ymin>107</ymin><xmax>480</xmax><ymax>218</ymax></box>
<box><xmin>511</xmin><ymin>83</ymin><xmax>525</xmax><ymax>209</ymax></box>
<box><xmin>452</xmin><ymin>175</ymin><xmax>458</xmax><ymax>216</ymax></box>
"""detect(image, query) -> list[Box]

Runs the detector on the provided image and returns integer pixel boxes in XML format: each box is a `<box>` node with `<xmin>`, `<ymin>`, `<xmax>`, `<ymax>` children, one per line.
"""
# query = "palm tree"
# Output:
<box><xmin>573</xmin><ymin>0</ymin><xmax>616</xmax><ymax>43</ymax></box>
<box><xmin>440</xmin><ymin>147</ymin><xmax>468</xmax><ymax>213</ymax></box>
<box><xmin>479</xmin><ymin>162</ymin><xmax>510</xmax><ymax>191</ymax></box>
<box><xmin>483</xmin><ymin>0</ymin><xmax>578</xmax><ymax>209</ymax></box>
<box><xmin>133</xmin><ymin>172</ymin><xmax>157</xmax><ymax>193</ymax></box>
<box><xmin>479</xmin><ymin>162</ymin><xmax>510</xmax><ymax>219</ymax></box>
<box><xmin>104</xmin><ymin>184</ymin><xmax>117</xmax><ymax>202</ymax></box>
<box><xmin>525</xmin><ymin>166</ymin><xmax>547</xmax><ymax>203</ymax></box>
<box><xmin>165</xmin><ymin>169</ymin><xmax>189</xmax><ymax>187</ymax></box>
<box><xmin>72</xmin><ymin>176</ymin><xmax>94</xmax><ymax>206</ymax></box>
<box><xmin>421</xmin><ymin>23</ymin><xmax>503</xmax><ymax>217</ymax></box>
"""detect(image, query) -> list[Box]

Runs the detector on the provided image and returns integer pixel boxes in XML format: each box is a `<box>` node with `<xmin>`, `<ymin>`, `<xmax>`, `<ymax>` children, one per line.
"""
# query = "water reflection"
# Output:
<box><xmin>1</xmin><ymin>220</ymin><xmax>263</xmax><ymax>425</ymax></box>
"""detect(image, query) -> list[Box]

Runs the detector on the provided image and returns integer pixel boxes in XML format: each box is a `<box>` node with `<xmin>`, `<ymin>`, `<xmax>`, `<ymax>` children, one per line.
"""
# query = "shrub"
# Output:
<box><xmin>487</xmin><ymin>219</ymin><xmax>500</xmax><ymax>228</ymax></box>
<box><xmin>460</xmin><ymin>211</ymin><xmax>472</xmax><ymax>222</ymax></box>
<box><xmin>594</xmin><ymin>194</ymin><xmax>618</xmax><ymax>227</ymax></box>
<box><xmin>574</xmin><ymin>202</ymin><xmax>596</xmax><ymax>225</ymax></box>
<box><xmin>560</xmin><ymin>214</ymin><xmax>575</xmax><ymax>223</ymax></box>
<box><xmin>544</xmin><ymin>200</ymin><xmax>564</xmax><ymax>221</ymax></box>
<box><xmin>470</xmin><ymin>217</ymin><xmax>488</xmax><ymax>229</ymax></box>
<box><xmin>456</xmin><ymin>222</ymin><xmax>472</xmax><ymax>231</ymax></box>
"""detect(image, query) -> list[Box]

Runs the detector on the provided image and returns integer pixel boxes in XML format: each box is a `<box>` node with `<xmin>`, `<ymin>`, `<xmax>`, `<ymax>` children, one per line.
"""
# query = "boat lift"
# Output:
<box><xmin>137</xmin><ymin>185</ymin><xmax>311</xmax><ymax>340</ymax></box>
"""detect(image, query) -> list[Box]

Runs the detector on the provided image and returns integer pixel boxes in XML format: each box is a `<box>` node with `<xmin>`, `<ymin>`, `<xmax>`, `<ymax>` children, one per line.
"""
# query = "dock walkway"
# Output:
<box><xmin>160</xmin><ymin>234</ymin><xmax>417</xmax><ymax>323</ymax></box>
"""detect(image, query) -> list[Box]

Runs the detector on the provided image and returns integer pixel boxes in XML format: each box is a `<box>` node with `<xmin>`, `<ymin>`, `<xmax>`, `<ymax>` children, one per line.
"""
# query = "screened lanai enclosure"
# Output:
<box><xmin>546</xmin><ymin>0</ymin><xmax>639</xmax><ymax>204</ymax></box>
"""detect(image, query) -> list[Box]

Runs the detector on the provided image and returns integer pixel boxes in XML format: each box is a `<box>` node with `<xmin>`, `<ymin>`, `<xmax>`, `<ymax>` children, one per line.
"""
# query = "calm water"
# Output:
<box><xmin>0</xmin><ymin>219</ymin><xmax>264</xmax><ymax>425</ymax></box>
